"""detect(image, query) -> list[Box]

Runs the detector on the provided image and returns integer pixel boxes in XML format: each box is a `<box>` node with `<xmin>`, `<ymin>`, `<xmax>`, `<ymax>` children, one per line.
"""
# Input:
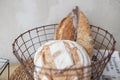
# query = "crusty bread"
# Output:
<box><xmin>54</xmin><ymin>16</ymin><xmax>75</xmax><ymax>40</ymax></box>
<box><xmin>54</xmin><ymin>7</ymin><xmax>79</xmax><ymax>41</ymax></box>
<box><xmin>34</xmin><ymin>40</ymin><xmax>91</xmax><ymax>80</ymax></box>
<box><xmin>54</xmin><ymin>6</ymin><xmax>94</xmax><ymax>58</ymax></box>
<box><xmin>77</xmin><ymin>11</ymin><xmax>94</xmax><ymax>58</ymax></box>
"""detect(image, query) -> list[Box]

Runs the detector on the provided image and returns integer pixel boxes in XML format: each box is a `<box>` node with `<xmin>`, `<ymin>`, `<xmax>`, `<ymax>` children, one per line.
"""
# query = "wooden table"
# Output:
<box><xmin>0</xmin><ymin>63</ymin><xmax>19</xmax><ymax>80</ymax></box>
<box><xmin>0</xmin><ymin>58</ymin><xmax>9</xmax><ymax>80</ymax></box>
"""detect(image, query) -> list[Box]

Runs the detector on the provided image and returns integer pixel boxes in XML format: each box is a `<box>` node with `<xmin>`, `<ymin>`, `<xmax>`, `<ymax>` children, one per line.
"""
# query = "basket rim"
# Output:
<box><xmin>12</xmin><ymin>24</ymin><xmax>116</xmax><ymax>65</ymax></box>
<box><xmin>12</xmin><ymin>24</ymin><xmax>116</xmax><ymax>48</ymax></box>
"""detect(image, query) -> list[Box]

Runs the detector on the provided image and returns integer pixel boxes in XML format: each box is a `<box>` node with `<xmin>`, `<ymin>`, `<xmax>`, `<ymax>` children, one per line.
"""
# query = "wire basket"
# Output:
<box><xmin>12</xmin><ymin>24</ymin><xmax>116</xmax><ymax>80</ymax></box>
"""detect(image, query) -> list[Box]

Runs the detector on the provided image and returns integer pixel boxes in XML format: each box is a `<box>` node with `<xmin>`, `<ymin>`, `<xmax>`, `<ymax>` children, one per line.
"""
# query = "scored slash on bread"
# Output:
<box><xmin>54</xmin><ymin>6</ymin><xmax>94</xmax><ymax>58</ymax></box>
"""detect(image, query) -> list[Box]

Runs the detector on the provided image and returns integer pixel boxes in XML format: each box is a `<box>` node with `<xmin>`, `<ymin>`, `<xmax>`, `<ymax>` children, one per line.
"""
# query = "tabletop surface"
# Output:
<box><xmin>0</xmin><ymin>58</ymin><xmax>9</xmax><ymax>74</ymax></box>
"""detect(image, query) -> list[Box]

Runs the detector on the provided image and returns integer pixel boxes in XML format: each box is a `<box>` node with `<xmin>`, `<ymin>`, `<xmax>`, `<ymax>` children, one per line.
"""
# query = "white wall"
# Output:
<box><xmin>0</xmin><ymin>0</ymin><xmax>120</xmax><ymax>64</ymax></box>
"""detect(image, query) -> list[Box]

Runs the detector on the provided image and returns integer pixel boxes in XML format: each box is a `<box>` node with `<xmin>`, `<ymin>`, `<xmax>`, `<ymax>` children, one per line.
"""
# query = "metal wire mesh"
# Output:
<box><xmin>12</xmin><ymin>24</ymin><xmax>116</xmax><ymax>80</ymax></box>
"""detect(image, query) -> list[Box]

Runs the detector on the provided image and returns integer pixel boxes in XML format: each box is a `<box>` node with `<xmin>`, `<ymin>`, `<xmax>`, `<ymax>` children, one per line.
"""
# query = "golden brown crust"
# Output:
<box><xmin>54</xmin><ymin>6</ymin><xmax>94</xmax><ymax>58</ymax></box>
<box><xmin>77</xmin><ymin>11</ymin><xmax>94</xmax><ymax>58</ymax></box>
<box><xmin>54</xmin><ymin>16</ymin><xmax>75</xmax><ymax>40</ymax></box>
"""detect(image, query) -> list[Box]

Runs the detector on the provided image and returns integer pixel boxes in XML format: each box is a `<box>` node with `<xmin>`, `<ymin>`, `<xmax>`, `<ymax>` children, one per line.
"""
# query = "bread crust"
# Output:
<box><xmin>54</xmin><ymin>6</ymin><xmax>94</xmax><ymax>58</ymax></box>
<box><xmin>54</xmin><ymin>7</ymin><xmax>79</xmax><ymax>41</ymax></box>
<box><xmin>34</xmin><ymin>40</ymin><xmax>91</xmax><ymax>80</ymax></box>
<box><xmin>77</xmin><ymin>11</ymin><xmax>94</xmax><ymax>58</ymax></box>
<box><xmin>54</xmin><ymin>16</ymin><xmax>75</xmax><ymax>40</ymax></box>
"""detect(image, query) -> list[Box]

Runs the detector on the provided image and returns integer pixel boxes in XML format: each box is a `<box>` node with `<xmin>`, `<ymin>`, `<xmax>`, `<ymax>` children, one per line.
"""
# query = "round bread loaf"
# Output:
<box><xmin>34</xmin><ymin>40</ymin><xmax>91</xmax><ymax>80</ymax></box>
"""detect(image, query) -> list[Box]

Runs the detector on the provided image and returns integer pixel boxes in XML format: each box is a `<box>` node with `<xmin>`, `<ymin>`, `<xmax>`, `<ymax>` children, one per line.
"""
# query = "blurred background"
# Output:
<box><xmin>0</xmin><ymin>0</ymin><xmax>120</xmax><ymax>64</ymax></box>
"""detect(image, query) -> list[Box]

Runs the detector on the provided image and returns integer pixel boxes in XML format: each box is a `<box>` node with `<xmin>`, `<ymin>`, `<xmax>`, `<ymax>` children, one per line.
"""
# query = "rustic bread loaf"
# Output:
<box><xmin>54</xmin><ymin>6</ymin><xmax>94</xmax><ymax>58</ymax></box>
<box><xmin>54</xmin><ymin>7</ymin><xmax>78</xmax><ymax>41</ymax></box>
<box><xmin>77</xmin><ymin>11</ymin><xmax>94</xmax><ymax>58</ymax></box>
<box><xmin>34</xmin><ymin>40</ymin><xmax>91</xmax><ymax>80</ymax></box>
<box><xmin>54</xmin><ymin>16</ymin><xmax>75</xmax><ymax>40</ymax></box>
